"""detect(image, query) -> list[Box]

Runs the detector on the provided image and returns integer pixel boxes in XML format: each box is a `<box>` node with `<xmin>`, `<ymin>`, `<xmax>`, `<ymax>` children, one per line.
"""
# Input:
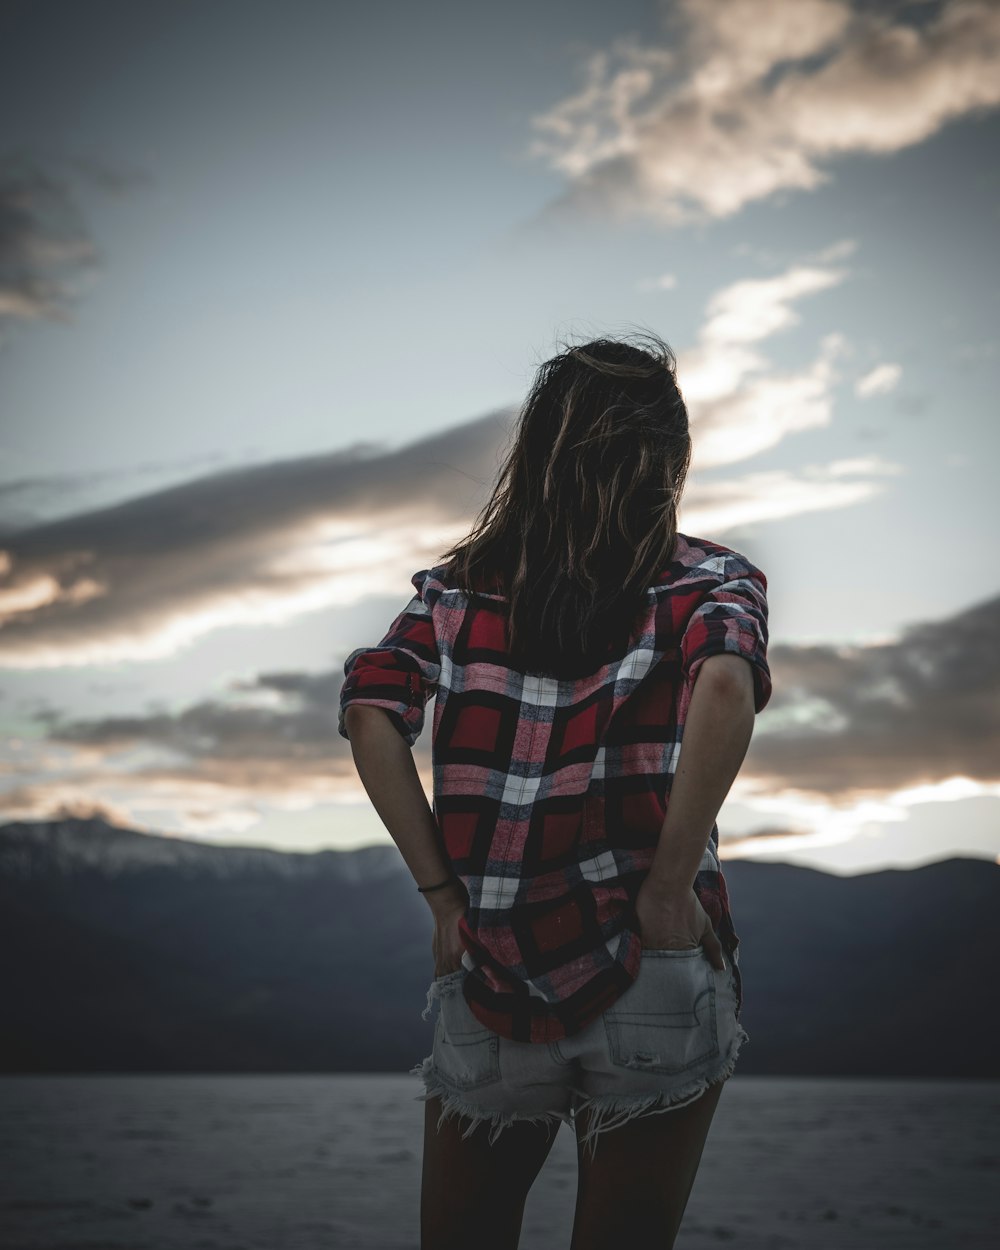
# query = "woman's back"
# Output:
<box><xmin>338</xmin><ymin>529</ymin><xmax>772</xmax><ymax>1044</ymax></box>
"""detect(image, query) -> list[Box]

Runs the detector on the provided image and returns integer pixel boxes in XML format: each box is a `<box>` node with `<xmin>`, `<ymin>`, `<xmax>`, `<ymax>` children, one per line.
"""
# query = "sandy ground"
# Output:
<box><xmin>0</xmin><ymin>1074</ymin><xmax>997</xmax><ymax>1249</ymax></box>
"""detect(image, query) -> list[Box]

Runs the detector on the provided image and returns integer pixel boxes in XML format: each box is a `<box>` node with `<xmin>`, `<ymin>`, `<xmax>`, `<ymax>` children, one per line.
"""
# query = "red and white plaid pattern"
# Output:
<box><xmin>339</xmin><ymin>531</ymin><xmax>772</xmax><ymax>1042</ymax></box>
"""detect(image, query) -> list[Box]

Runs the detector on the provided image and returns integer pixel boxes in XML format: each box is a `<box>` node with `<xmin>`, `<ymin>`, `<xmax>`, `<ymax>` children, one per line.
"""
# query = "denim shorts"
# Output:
<box><xmin>410</xmin><ymin>941</ymin><xmax>748</xmax><ymax>1160</ymax></box>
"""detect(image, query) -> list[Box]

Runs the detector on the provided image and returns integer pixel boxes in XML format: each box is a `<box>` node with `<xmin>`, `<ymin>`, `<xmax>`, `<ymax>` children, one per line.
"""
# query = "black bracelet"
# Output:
<box><xmin>417</xmin><ymin>874</ymin><xmax>458</xmax><ymax>893</ymax></box>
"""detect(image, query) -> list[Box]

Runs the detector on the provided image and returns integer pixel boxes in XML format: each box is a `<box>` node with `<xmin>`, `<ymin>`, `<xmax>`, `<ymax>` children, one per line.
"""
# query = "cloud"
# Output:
<box><xmin>0</xmin><ymin>156</ymin><xmax>101</xmax><ymax>335</ymax></box>
<box><xmin>1</xmin><ymin>661</ymin><xmax>423</xmax><ymax>834</ymax></box>
<box><xmin>0</xmin><ymin>246</ymin><xmax>894</xmax><ymax>667</ymax></box>
<box><xmin>0</xmin><ymin>419</ymin><xmax>882</xmax><ymax>670</ymax></box>
<box><xmin>0</xmin><ymin>449</ymin><xmax>235</xmax><ymax>533</ymax></box>
<box><xmin>676</xmin><ymin>252</ymin><xmax>856</xmax><ymax>468</ymax></box>
<box><xmin>5</xmin><ymin>583</ymin><xmax>998</xmax><ymax>841</ymax></box>
<box><xmin>749</xmin><ymin>591</ymin><xmax>1000</xmax><ymax>798</ymax></box>
<box><xmin>527</xmin><ymin>0</ymin><xmax>1000</xmax><ymax>227</ymax></box>
<box><xmin>0</xmin><ymin>412</ymin><xmax>515</xmax><ymax>667</ymax></box>
<box><xmin>0</xmin><ymin>151</ymin><xmax>150</xmax><ymax>359</ymax></box>
<box><xmin>699</xmin><ymin>266</ymin><xmax>845</xmax><ymax>347</ymax></box>
<box><xmin>855</xmin><ymin>362</ymin><xmax>902</xmax><ymax>396</ymax></box>
<box><xmin>680</xmin><ymin>456</ymin><xmax>901</xmax><ymax>532</ymax></box>
<box><xmin>717</xmin><ymin>823</ymin><xmax>807</xmax><ymax>856</ymax></box>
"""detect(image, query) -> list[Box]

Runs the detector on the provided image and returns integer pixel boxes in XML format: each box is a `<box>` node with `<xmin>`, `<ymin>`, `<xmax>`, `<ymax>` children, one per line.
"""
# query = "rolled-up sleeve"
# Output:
<box><xmin>680</xmin><ymin>559</ymin><xmax>772</xmax><ymax>713</ymax></box>
<box><xmin>338</xmin><ymin>570</ymin><xmax>441</xmax><ymax>746</ymax></box>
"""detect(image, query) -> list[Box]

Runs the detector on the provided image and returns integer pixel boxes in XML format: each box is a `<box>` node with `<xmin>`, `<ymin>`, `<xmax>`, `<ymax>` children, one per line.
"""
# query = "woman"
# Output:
<box><xmin>339</xmin><ymin>331</ymin><xmax>773</xmax><ymax>1250</ymax></box>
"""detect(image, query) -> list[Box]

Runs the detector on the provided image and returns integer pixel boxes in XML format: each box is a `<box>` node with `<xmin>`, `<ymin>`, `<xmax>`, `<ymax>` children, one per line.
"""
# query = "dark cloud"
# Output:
<box><xmin>23</xmin><ymin>584</ymin><xmax>1000</xmax><ymax>804</ymax></box>
<box><xmin>0</xmin><ymin>154</ymin><xmax>101</xmax><ymax>333</ymax></box>
<box><xmin>0</xmin><ymin>407</ymin><xmax>515</xmax><ymax>663</ymax></box>
<box><xmin>22</xmin><ymin>662</ymin><xmax>379</xmax><ymax>806</ymax></box>
<box><xmin>1</xmin><ymin>357</ymin><xmax>878</xmax><ymax>667</ymax></box>
<box><xmin>2</xmin><ymin>373</ymin><xmax>996</xmax><ymax>803</ymax></box>
<box><xmin>48</xmin><ymin>668</ymin><xmax>346</xmax><ymax>762</ymax></box>
<box><xmin>752</xmin><ymin>593</ymin><xmax>1000</xmax><ymax>794</ymax></box>
<box><xmin>0</xmin><ymin>147</ymin><xmax>152</xmax><ymax>360</ymax></box>
<box><xmin>0</xmin><ymin>449</ymin><xmax>235</xmax><ymax>531</ymax></box>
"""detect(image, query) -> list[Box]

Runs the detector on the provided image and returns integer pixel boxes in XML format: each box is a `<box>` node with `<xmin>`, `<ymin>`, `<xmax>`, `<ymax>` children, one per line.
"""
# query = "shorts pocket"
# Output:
<box><xmin>434</xmin><ymin>979</ymin><xmax>501</xmax><ymax>1090</ymax></box>
<box><xmin>604</xmin><ymin>948</ymin><xmax>720</xmax><ymax>1076</ymax></box>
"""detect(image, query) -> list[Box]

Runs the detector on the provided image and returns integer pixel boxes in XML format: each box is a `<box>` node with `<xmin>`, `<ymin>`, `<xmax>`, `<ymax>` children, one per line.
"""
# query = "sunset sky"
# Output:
<box><xmin>1</xmin><ymin>0</ymin><xmax>998</xmax><ymax>876</ymax></box>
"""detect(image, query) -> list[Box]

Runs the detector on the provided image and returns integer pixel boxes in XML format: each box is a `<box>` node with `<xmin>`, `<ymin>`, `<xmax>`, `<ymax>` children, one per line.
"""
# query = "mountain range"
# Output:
<box><xmin>2</xmin><ymin>817</ymin><xmax>997</xmax><ymax>1076</ymax></box>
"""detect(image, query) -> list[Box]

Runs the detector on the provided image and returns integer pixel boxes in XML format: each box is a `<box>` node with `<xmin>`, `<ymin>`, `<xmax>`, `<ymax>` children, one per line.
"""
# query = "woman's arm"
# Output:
<box><xmin>343</xmin><ymin>704</ymin><xmax>467</xmax><ymax>920</ymax></box>
<box><xmin>646</xmin><ymin>653</ymin><xmax>757</xmax><ymax>895</ymax></box>
<box><xmin>635</xmin><ymin>654</ymin><xmax>757</xmax><ymax>962</ymax></box>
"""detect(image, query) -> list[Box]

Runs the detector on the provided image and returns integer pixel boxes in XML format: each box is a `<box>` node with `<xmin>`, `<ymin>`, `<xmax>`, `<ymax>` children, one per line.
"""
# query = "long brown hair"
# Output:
<box><xmin>437</xmin><ymin>330</ymin><xmax>692</xmax><ymax>679</ymax></box>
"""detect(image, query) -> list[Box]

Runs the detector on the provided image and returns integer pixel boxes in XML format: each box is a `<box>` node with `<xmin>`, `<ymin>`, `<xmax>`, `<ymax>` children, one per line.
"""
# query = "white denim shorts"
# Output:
<box><xmin>410</xmin><ymin>942</ymin><xmax>748</xmax><ymax>1160</ymax></box>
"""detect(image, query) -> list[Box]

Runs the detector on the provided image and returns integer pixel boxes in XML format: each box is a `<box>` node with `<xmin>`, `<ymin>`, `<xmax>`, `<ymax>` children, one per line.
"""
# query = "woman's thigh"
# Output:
<box><xmin>420</xmin><ymin>1092</ymin><xmax>561</xmax><ymax>1250</ymax></box>
<box><xmin>570</xmin><ymin>1077</ymin><xmax>725</xmax><ymax>1250</ymax></box>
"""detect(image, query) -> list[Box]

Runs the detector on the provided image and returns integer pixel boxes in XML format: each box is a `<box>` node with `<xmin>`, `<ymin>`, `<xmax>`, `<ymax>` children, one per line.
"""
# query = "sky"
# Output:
<box><xmin>1</xmin><ymin>0</ymin><xmax>998</xmax><ymax>876</ymax></box>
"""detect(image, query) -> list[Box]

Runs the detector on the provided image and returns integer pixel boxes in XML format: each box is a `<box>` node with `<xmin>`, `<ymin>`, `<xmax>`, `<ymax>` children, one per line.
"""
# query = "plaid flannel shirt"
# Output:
<box><xmin>338</xmin><ymin>532</ymin><xmax>772</xmax><ymax>1043</ymax></box>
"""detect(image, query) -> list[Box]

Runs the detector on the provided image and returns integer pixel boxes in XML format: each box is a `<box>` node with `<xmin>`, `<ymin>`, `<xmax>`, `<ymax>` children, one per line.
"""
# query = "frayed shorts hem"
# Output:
<box><xmin>409</xmin><ymin>1054</ymin><xmax>573</xmax><ymax>1146</ymax></box>
<box><xmin>572</xmin><ymin>1025</ymin><xmax>749</xmax><ymax>1160</ymax></box>
<box><xmin>410</xmin><ymin>1025</ymin><xmax>749</xmax><ymax>1158</ymax></box>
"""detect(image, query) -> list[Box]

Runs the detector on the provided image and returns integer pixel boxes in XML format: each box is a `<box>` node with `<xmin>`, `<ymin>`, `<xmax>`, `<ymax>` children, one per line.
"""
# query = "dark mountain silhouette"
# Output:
<box><xmin>2</xmin><ymin>817</ymin><xmax>997</xmax><ymax>1076</ymax></box>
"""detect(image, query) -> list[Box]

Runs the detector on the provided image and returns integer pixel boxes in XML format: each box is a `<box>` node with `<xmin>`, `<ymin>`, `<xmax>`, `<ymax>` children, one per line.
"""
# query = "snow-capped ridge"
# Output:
<box><xmin>0</xmin><ymin>816</ymin><xmax>405</xmax><ymax>882</ymax></box>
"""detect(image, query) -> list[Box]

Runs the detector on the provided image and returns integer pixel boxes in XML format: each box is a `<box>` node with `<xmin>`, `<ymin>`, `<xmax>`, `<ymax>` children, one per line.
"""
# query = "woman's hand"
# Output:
<box><xmin>429</xmin><ymin>884</ymin><xmax>468</xmax><ymax>978</ymax></box>
<box><xmin>635</xmin><ymin>880</ymin><xmax>727</xmax><ymax>971</ymax></box>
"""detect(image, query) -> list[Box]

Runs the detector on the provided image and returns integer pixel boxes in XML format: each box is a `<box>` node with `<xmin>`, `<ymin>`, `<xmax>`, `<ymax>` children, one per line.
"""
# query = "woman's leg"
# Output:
<box><xmin>569</xmin><ymin>1078</ymin><xmax>726</xmax><ymax>1250</ymax></box>
<box><xmin>419</xmin><ymin>1094</ymin><xmax>562</xmax><ymax>1250</ymax></box>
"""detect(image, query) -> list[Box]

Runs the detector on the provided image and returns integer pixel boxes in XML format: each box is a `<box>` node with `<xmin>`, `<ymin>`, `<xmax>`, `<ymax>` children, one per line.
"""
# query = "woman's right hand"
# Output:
<box><xmin>634</xmin><ymin>881</ymin><xmax>727</xmax><ymax>971</ymax></box>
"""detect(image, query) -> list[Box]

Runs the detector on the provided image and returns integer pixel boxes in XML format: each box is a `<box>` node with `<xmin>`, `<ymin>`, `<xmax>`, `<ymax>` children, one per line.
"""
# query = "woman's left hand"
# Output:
<box><xmin>430</xmin><ymin>886</ymin><xmax>468</xmax><ymax>978</ymax></box>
